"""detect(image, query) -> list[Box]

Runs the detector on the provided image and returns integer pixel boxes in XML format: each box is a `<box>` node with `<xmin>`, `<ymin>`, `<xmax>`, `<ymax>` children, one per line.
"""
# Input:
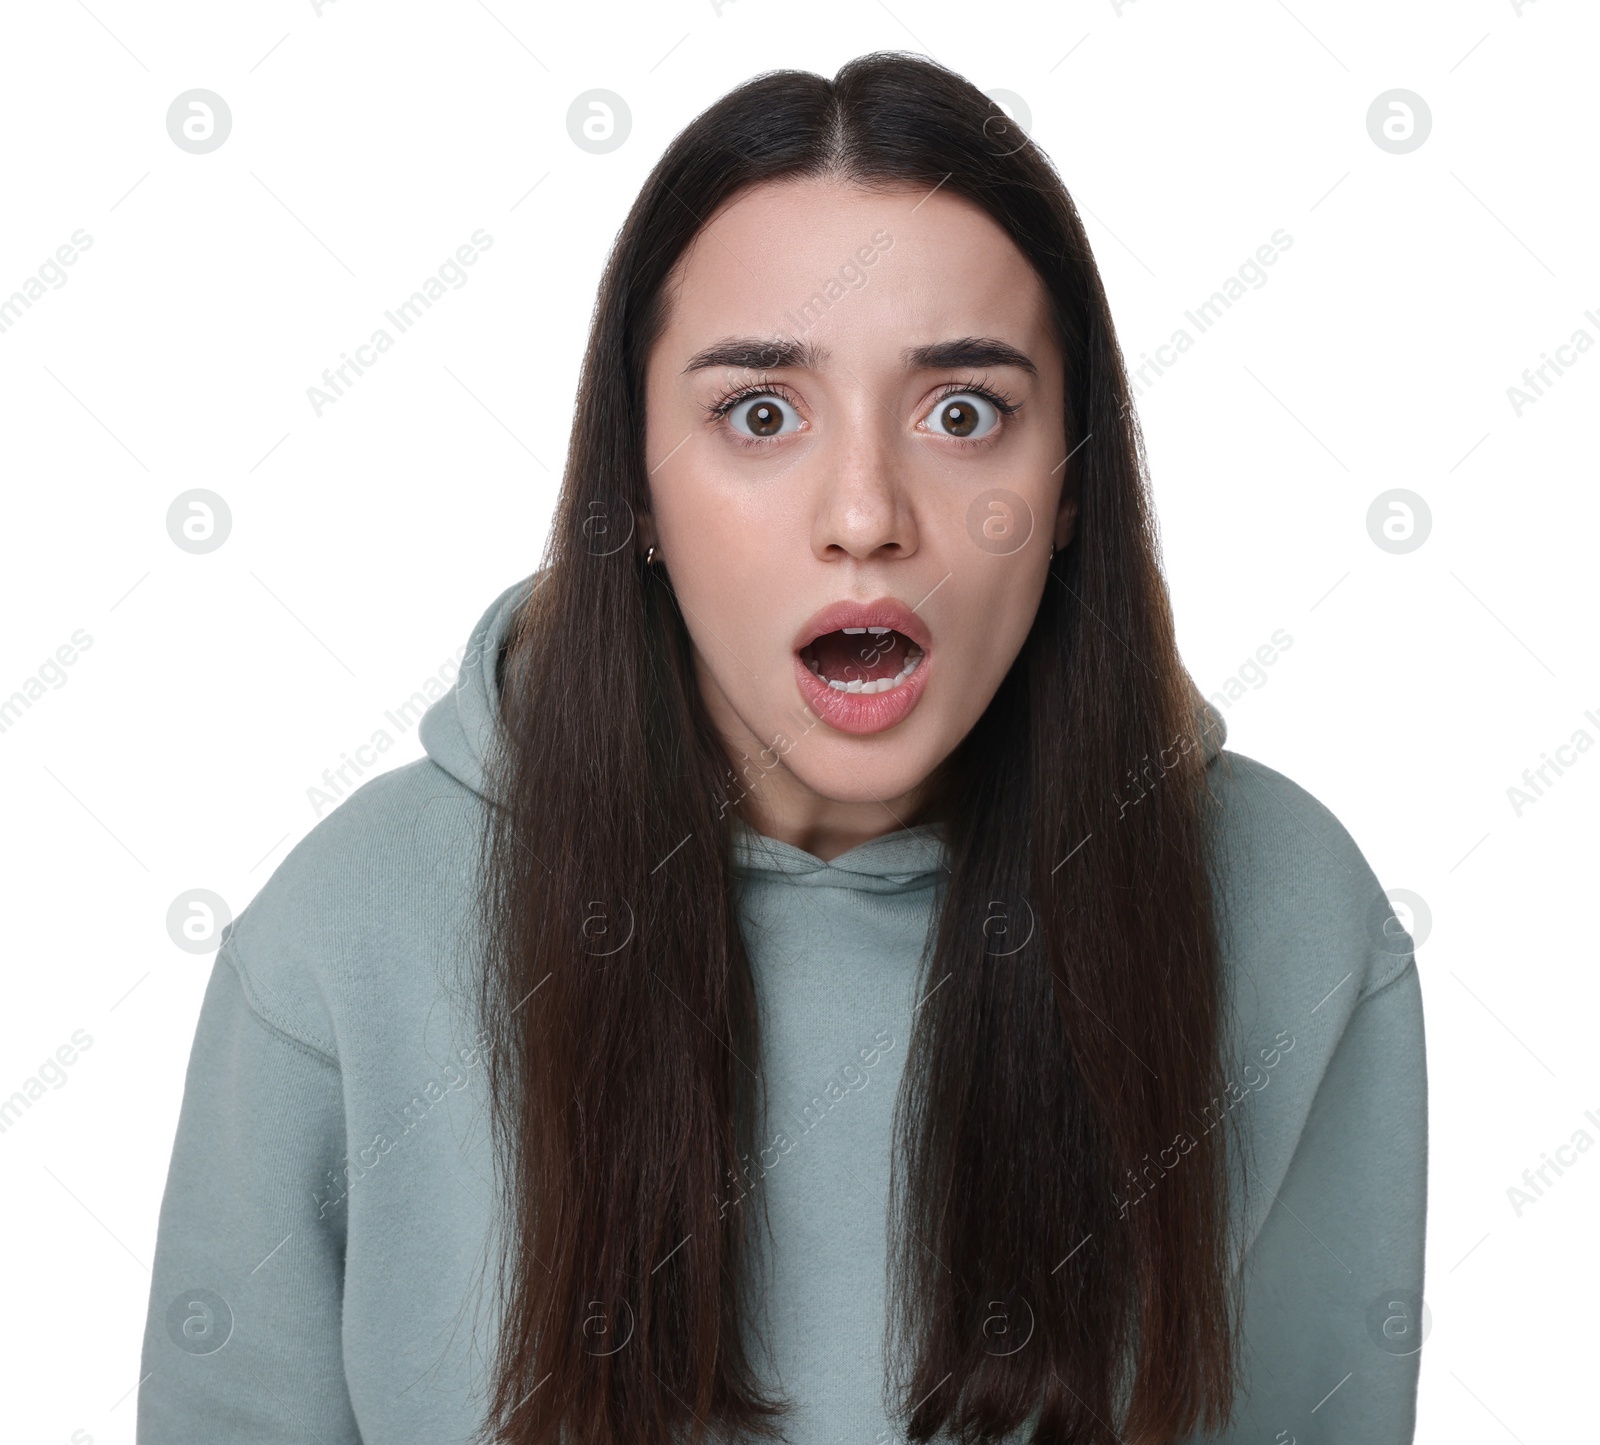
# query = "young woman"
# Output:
<box><xmin>138</xmin><ymin>52</ymin><xmax>1428</xmax><ymax>1445</ymax></box>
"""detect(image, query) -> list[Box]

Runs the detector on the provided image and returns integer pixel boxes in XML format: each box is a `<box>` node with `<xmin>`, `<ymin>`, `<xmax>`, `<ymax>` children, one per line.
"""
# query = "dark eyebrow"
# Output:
<box><xmin>680</xmin><ymin>334</ymin><xmax>1038</xmax><ymax>377</ymax></box>
<box><xmin>903</xmin><ymin>337</ymin><xmax>1038</xmax><ymax>375</ymax></box>
<box><xmin>682</xmin><ymin>337</ymin><xmax>828</xmax><ymax>374</ymax></box>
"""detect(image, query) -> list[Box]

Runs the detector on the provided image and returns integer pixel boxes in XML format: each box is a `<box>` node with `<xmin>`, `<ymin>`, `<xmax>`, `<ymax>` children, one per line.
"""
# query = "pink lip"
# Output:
<box><xmin>790</xmin><ymin>596</ymin><xmax>933</xmax><ymax>737</ymax></box>
<box><xmin>791</xmin><ymin>597</ymin><xmax>933</xmax><ymax>653</ymax></box>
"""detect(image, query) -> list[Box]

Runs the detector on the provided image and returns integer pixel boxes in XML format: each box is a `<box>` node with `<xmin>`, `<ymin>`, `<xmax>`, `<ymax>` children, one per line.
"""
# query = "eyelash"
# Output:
<box><xmin>703</xmin><ymin>375</ymin><xmax>1022</xmax><ymax>445</ymax></box>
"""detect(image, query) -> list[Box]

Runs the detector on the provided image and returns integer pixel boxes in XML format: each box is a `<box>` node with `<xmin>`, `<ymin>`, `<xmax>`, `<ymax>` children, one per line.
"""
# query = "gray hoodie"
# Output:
<box><xmin>137</xmin><ymin>572</ymin><xmax>1427</xmax><ymax>1444</ymax></box>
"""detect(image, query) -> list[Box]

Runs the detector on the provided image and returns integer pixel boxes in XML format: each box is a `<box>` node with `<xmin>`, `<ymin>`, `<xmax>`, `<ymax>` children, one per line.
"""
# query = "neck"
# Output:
<box><xmin>732</xmin><ymin>773</ymin><xmax>947</xmax><ymax>862</ymax></box>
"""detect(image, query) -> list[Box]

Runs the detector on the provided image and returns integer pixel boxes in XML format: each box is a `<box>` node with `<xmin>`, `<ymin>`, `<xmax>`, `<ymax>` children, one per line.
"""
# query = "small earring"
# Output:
<box><xmin>645</xmin><ymin>544</ymin><xmax>657</xmax><ymax>566</ymax></box>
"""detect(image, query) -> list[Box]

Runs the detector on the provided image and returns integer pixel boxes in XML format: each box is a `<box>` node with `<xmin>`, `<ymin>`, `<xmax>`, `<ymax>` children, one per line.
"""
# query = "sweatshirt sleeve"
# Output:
<box><xmin>137</xmin><ymin>947</ymin><xmax>363</xmax><ymax>1443</ymax></box>
<box><xmin>1216</xmin><ymin>958</ymin><xmax>1429</xmax><ymax>1445</ymax></box>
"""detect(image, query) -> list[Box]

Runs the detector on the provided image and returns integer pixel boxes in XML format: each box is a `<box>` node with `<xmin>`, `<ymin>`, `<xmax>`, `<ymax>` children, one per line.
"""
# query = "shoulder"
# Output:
<box><xmin>1203</xmin><ymin>746</ymin><xmax>1417</xmax><ymax>1012</ymax></box>
<box><xmin>218</xmin><ymin>756</ymin><xmax>487</xmax><ymax>1061</ymax></box>
<box><xmin>1198</xmin><ymin>747</ymin><xmax>1426</xmax><ymax>1253</ymax></box>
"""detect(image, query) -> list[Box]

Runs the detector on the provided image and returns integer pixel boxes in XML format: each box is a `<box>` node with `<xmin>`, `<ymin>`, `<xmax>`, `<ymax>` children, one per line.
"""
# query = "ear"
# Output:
<box><xmin>1053</xmin><ymin>470</ymin><xmax>1082</xmax><ymax>552</ymax></box>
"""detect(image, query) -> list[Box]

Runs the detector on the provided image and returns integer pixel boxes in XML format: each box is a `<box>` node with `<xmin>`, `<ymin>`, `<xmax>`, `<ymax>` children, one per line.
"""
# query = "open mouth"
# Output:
<box><xmin>798</xmin><ymin>626</ymin><xmax>926</xmax><ymax>694</ymax></box>
<box><xmin>790</xmin><ymin>597</ymin><xmax>933</xmax><ymax>735</ymax></box>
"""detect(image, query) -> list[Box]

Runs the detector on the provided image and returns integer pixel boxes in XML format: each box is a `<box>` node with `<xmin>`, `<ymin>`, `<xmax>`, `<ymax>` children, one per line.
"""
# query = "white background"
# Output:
<box><xmin>1</xmin><ymin>1</ymin><xmax>1593</xmax><ymax>1440</ymax></box>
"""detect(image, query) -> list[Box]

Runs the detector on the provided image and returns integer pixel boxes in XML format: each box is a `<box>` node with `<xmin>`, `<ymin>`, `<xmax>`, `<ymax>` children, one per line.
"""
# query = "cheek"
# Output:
<box><xmin>654</xmin><ymin>477</ymin><xmax>780</xmax><ymax>672</ymax></box>
<box><xmin>654</xmin><ymin>433</ymin><xmax>813</xmax><ymax>573</ymax></box>
<box><xmin>949</xmin><ymin>570</ymin><xmax>1045</xmax><ymax>682</ymax></box>
<box><xmin>653</xmin><ymin>464</ymin><xmax>758</xmax><ymax>580</ymax></box>
<box><xmin>922</xmin><ymin>447</ymin><xmax>1064</xmax><ymax>557</ymax></box>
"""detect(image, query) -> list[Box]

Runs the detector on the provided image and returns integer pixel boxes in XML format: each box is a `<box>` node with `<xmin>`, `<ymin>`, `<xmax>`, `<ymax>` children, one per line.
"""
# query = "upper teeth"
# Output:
<box><xmin>840</xmin><ymin>626</ymin><xmax>892</xmax><ymax>635</ymax></box>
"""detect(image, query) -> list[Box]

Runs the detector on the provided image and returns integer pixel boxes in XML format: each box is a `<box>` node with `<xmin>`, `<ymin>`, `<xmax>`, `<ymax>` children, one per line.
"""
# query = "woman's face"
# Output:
<box><xmin>643</xmin><ymin>176</ymin><xmax>1074</xmax><ymax>855</ymax></box>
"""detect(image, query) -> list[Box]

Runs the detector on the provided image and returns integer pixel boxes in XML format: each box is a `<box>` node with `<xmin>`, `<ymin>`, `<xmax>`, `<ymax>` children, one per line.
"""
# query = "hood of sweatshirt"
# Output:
<box><xmin>418</xmin><ymin>571</ymin><xmax>1227</xmax><ymax>889</ymax></box>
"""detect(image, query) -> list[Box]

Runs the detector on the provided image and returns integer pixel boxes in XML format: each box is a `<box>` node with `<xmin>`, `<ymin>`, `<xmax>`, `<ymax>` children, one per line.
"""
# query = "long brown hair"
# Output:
<box><xmin>473</xmin><ymin>51</ymin><xmax>1243</xmax><ymax>1445</ymax></box>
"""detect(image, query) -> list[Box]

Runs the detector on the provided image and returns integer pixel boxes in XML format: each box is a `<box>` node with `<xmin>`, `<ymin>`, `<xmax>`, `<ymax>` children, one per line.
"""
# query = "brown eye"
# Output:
<box><xmin>925</xmin><ymin>392</ymin><xmax>999</xmax><ymax>439</ymax></box>
<box><xmin>728</xmin><ymin>394</ymin><xmax>799</xmax><ymax>439</ymax></box>
<box><xmin>941</xmin><ymin>400</ymin><xmax>977</xmax><ymax>436</ymax></box>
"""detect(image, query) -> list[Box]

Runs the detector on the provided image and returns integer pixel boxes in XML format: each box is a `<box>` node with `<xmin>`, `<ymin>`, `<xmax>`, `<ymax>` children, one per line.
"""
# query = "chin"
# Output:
<box><xmin>780</xmin><ymin>746</ymin><xmax>944</xmax><ymax>809</ymax></box>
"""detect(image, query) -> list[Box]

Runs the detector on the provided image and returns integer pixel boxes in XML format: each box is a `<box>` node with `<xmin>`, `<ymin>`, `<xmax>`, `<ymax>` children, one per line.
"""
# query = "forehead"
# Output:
<box><xmin>658</xmin><ymin>176</ymin><xmax>1055</xmax><ymax>358</ymax></box>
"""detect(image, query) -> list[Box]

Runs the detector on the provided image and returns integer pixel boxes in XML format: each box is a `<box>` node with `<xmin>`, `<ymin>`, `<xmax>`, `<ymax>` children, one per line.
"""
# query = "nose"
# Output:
<box><xmin>810</xmin><ymin>394</ymin><xmax>918</xmax><ymax>563</ymax></box>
